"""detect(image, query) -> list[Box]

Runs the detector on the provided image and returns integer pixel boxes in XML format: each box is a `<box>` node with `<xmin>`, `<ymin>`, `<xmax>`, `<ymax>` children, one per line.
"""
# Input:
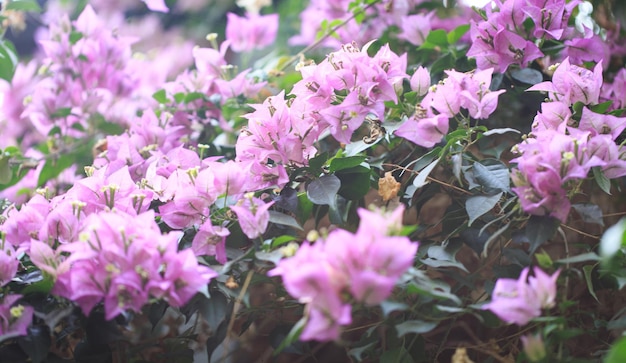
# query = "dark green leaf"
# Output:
<box><xmin>268</xmin><ymin>210</ymin><xmax>303</xmax><ymax>230</ymax></box>
<box><xmin>466</xmin><ymin>192</ymin><xmax>502</xmax><ymax>226</ymax></box>
<box><xmin>273</xmin><ymin>316</ymin><xmax>306</xmax><ymax>355</ymax></box>
<box><xmin>17</xmin><ymin>326</ymin><xmax>50</xmax><ymax>363</ymax></box>
<box><xmin>525</xmin><ymin>215</ymin><xmax>559</xmax><ymax>253</ymax></box>
<box><xmin>591</xmin><ymin>100</ymin><xmax>613</xmax><ymax>114</ymax></box>
<box><xmin>572</xmin><ymin>203</ymin><xmax>604</xmax><ymax>226</ymax></box>
<box><xmin>510</xmin><ymin>68</ymin><xmax>543</xmax><ymax>85</ymax></box>
<box><xmin>337</xmin><ymin>165</ymin><xmax>370</xmax><ymax>200</ymax></box>
<box><xmin>395</xmin><ymin>320</ymin><xmax>438</xmax><ymax>337</ymax></box>
<box><xmin>308</xmin><ymin>152</ymin><xmax>328</xmax><ymax>174</ymax></box>
<box><xmin>307</xmin><ymin>174</ymin><xmax>340</xmax><ymax>207</ymax></box>
<box><xmin>348</xmin><ymin>342</ymin><xmax>376</xmax><ymax>362</ymax></box>
<box><xmin>593</xmin><ymin>166</ymin><xmax>611</xmax><ymax>195</ymax></box>
<box><xmin>380</xmin><ymin>300</ymin><xmax>408</xmax><ymax>317</ymax></box>
<box><xmin>583</xmin><ymin>264</ymin><xmax>599</xmax><ymax>302</ymax></box>
<box><xmin>472</xmin><ymin>160</ymin><xmax>510</xmax><ymax>193</ymax></box>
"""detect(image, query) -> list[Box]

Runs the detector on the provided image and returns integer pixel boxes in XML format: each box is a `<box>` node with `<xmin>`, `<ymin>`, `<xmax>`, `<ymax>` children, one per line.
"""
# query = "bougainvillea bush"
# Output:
<box><xmin>0</xmin><ymin>0</ymin><xmax>625</xmax><ymax>361</ymax></box>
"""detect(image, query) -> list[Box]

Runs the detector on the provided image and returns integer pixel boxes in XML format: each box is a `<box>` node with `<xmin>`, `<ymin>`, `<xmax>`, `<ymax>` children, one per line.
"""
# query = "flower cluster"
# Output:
<box><xmin>467</xmin><ymin>0</ymin><xmax>607</xmax><ymax>72</ymax></box>
<box><xmin>290</xmin><ymin>0</ymin><xmax>471</xmax><ymax>49</ymax></box>
<box><xmin>395</xmin><ymin>67</ymin><xmax>505</xmax><ymax>148</ymax></box>
<box><xmin>269</xmin><ymin>206</ymin><xmax>418</xmax><ymax>341</ymax></box>
<box><xmin>23</xmin><ymin>6</ymin><xmax>142</xmax><ymax>139</ymax></box>
<box><xmin>50</xmin><ymin>210</ymin><xmax>216</xmax><ymax>320</ymax></box>
<box><xmin>512</xmin><ymin>58</ymin><xmax>626</xmax><ymax>221</ymax></box>
<box><xmin>236</xmin><ymin>41</ymin><xmax>407</xmax><ymax>180</ymax></box>
<box><xmin>483</xmin><ymin>267</ymin><xmax>560</xmax><ymax>325</ymax></box>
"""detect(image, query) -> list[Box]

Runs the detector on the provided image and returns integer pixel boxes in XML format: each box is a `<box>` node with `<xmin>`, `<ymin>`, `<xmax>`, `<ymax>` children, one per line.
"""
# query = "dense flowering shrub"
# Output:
<box><xmin>0</xmin><ymin>0</ymin><xmax>624</xmax><ymax>362</ymax></box>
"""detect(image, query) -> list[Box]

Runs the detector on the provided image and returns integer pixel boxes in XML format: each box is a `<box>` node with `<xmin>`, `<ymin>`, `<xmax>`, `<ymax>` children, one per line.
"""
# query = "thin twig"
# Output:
<box><xmin>560</xmin><ymin>223</ymin><xmax>600</xmax><ymax>240</ymax></box>
<box><xmin>382</xmin><ymin>163</ymin><xmax>473</xmax><ymax>195</ymax></box>
<box><xmin>277</xmin><ymin>0</ymin><xmax>382</xmax><ymax>72</ymax></box>
<box><xmin>222</xmin><ymin>270</ymin><xmax>254</xmax><ymax>362</ymax></box>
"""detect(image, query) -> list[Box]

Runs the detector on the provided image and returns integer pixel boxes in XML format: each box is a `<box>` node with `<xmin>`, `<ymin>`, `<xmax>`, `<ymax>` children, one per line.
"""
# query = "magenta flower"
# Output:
<box><xmin>142</xmin><ymin>0</ymin><xmax>169</xmax><ymax>12</ymax></box>
<box><xmin>0</xmin><ymin>244</ymin><xmax>18</xmax><ymax>287</ymax></box>
<box><xmin>0</xmin><ymin>295</ymin><xmax>33</xmax><ymax>339</ymax></box>
<box><xmin>226</xmin><ymin>12</ymin><xmax>279</xmax><ymax>53</ymax></box>
<box><xmin>528</xmin><ymin>58</ymin><xmax>603</xmax><ymax>105</ymax></box>
<box><xmin>300</xmin><ymin>295</ymin><xmax>352</xmax><ymax>342</ymax></box>
<box><xmin>191</xmin><ymin>221</ymin><xmax>229</xmax><ymax>264</ymax></box>
<box><xmin>395</xmin><ymin>113</ymin><xmax>449</xmax><ymax>148</ymax></box>
<box><xmin>410</xmin><ymin>66</ymin><xmax>431</xmax><ymax>97</ymax></box>
<box><xmin>483</xmin><ymin>267</ymin><xmax>560</xmax><ymax>325</ymax></box>
<box><xmin>269</xmin><ymin>206</ymin><xmax>418</xmax><ymax>341</ymax></box>
<box><xmin>230</xmin><ymin>195</ymin><xmax>274</xmax><ymax>239</ymax></box>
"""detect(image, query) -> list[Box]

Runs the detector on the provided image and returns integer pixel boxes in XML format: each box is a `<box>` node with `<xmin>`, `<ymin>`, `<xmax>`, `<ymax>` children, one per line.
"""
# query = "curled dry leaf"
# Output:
<box><xmin>378</xmin><ymin>172</ymin><xmax>401</xmax><ymax>202</ymax></box>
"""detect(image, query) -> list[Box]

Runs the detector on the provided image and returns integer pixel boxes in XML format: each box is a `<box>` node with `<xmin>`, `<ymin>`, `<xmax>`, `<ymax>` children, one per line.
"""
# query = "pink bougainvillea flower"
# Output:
<box><xmin>394</xmin><ymin>113</ymin><xmax>449</xmax><ymax>148</ymax></box>
<box><xmin>483</xmin><ymin>267</ymin><xmax>560</xmax><ymax>325</ymax></box>
<box><xmin>142</xmin><ymin>0</ymin><xmax>169</xmax><ymax>12</ymax></box>
<box><xmin>230</xmin><ymin>195</ymin><xmax>274</xmax><ymax>239</ymax></box>
<box><xmin>0</xmin><ymin>295</ymin><xmax>33</xmax><ymax>338</ymax></box>
<box><xmin>410</xmin><ymin>66</ymin><xmax>431</xmax><ymax>97</ymax></box>
<box><xmin>191</xmin><ymin>221</ymin><xmax>229</xmax><ymax>264</ymax></box>
<box><xmin>528</xmin><ymin>57</ymin><xmax>603</xmax><ymax>105</ymax></box>
<box><xmin>226</xmin><ymin>12</ymin><xmax>279</xmax><ymax>53</ymax></box>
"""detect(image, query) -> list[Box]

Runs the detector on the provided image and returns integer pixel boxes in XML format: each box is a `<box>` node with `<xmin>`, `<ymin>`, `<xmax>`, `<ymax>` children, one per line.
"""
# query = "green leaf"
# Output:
<box><xmin>395</xmin><ymin>320</ymin><xmax>438</xmax><ymax>337</ymax></box>
<box><xmin>296</xmin><ymin>192</ymin><xmax>314</xmax><ymax>223</ymax></box>
<box><xmin>50</xmin><ymin>107</ymin><xmax>72</xmax><ymax>119</ymax></box>
<box><xmin>307</xmin><ymin>174</ymin><xmax>340</xmax><ymax>208</ymax></box>
<box><xmin>593</xmin><ymin>166</ymin><xmax>611</xmax><ymax>195</ymax></box>
<box><xmin>17</xmin><ymin>326</ymin><xmax>51</xmax><ymax>363</ymax></box>
<box><xmin>423</xmin><ymin>29</ymin><xmax>448</xmax><ymax>48</ymax></box>
<box><xmin>5</xmin><ymin>0</ymin><xmax>42</xmax><ymax>12</ymax></box>
<box><xmin>380</xmin><ymin>348</ymin><xmax>415</xmax><ymax>363</ymax></box>
<box><xmin>380</xmin><ymin>300</ymin><xmax>408</xmax><ymax>317</ymax></box>
<box><xmin>604</xmin><ymin>336</ymin><xmax>626</xmax><ymax>363</ymax></box>
<box><xmin>0</xmin><ymin>155</ymin><xmax>11</xmax><ymax>184</ymax></box>
<box><xmin>336</xmin><ymin>165</ymin><xmax>370</xmax><ymax>200</ymax></box>
<box><xmin>270</xmin><ymin>235</ymin><xmax>298</xmax><ymax>248</ymax></box>
<box><xmin>525</xmin><ymin>215</ymin><xmax>559</xmax><ymax>253</ymax></box>
<box><xmin>0</xmin><ymin>40</ymin><xmax>18</xmax><ymax>82</ymax></box>
<box><xmin>152</xmin><ymin>89</ymin><xmax>168</xmax><ymax>104</ymax></box>
<box><xmin>308</xmin><ymin>152</ymin><xmax>328</xmax><ymax>174</ymax></box>
<box><xmin>447</xmin><ymin>24</ymin><xmax>470</xmax><ymax>44</ymax></box>
<box><xmin>600</xmin><ymin>218</ymin><xmax>626</xmax><ymax>259</ymax></box>
<box><xmin>69</xmin><ymin>31</ymin><xmax>83</xmax><ymax>45</ymax></box>
<box><xmin>472</xmin><ymin>160</ymin><xmax>510</xmax><ymax>193</ymax></box>
<box><xmin>466</xmin><ymin>192</ymin><xmax>503</xmax><ymax>226</ymax></box>
<box><xmin>268</xmin><ymin>210</ymin><xmax>303</xmax><ymax>230</ymax></box>
<box><xmin>412</xmin><ymin>157</ymin><xmax>440</xmax><ymax>189</ymax></box>
<box><xmin>273</xmin><ymin>316</ymin><xmax>306</xmax><ymax>356</ymax></box>
<box><xmin>348</xmin><ymin>342</ymin><xmax>376</xmax><ymax>362</ymax></box>
<box><xmin>591</xmin><ymin>100</ymin><xmax>613</xmax><ymax>114</ymax></box>
<box><xmin>583</xmin><ymin>264</ymin><xmax>599</xmax><ymax>302</ymax></box>
<box><xmin>37</xmin><ymin>154</ymin><xmax>76</xmax><ymax>187</ymax></box>
<box><xmin>328</xmin><ymin>155</ymin><xmax>366</xmax><ymax>172</ymax></box>
<box><xmin>510</xmin><ymin>68</ymin><xmax>543</xmax><ymax>85</ymax></box>
<box><xmin>572</xmin><ymin>203</ymin><xmax>604</xmax><ymax>226</ymax></box>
